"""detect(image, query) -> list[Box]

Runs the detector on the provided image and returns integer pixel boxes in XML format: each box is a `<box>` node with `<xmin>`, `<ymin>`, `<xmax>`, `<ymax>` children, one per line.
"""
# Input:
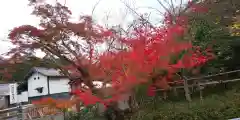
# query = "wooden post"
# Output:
<box><xmin>172</xmin><ymin>87</ymin><xmax>178</xmax><ymax>97</ymax></box>
<box><xmin>63</xmin><ymin>109</ymin><xmax>66</xmax><ymax>120</ymax></box>
<box><xmin>163</xmin><ymin>91</ymin><xmax>167</xmax><ymax>100</ymax></box>
<box><xmin>199</xmin><ymin>89</ymin><xmax>203</xmax><ymax>104</ymax></box>
<box><xmin>183</xmin><ymin>77</ymin><xmax>192</xmax><ymax>102</ymax></box>
<box><xmin>17</xmin><ymin>103</ymin><xmax>24</xmax><ymax>120</ymax></box>
<box><xmin>197</xmin><ymin>81</ymin><xmax>204</xmax><ymax>104</ymax></box>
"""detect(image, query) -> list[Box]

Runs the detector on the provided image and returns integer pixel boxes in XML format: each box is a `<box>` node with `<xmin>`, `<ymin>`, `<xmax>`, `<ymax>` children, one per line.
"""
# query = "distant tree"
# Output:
<box><xmin>178</xmin><ymin>0</ymin><xmax>240</xmax><ymax>74</ymax></box>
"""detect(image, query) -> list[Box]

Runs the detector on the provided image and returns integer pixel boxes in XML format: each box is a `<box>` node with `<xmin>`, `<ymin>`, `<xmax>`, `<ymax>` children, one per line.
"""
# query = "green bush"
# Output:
<box><xmin>65</xmin><ymin>106</ymin><xmax>104</xmax><ymax>120</ymax></box>
<box><xmin>66</xmin><ymin>110</ymin><xmax>95</xmax><ymax>120</ymax></box>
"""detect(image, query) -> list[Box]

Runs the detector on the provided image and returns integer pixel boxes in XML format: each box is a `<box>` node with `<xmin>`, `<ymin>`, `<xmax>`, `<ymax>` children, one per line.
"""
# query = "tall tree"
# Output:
<box><xmin>5</xmin><ymin>1</ymin><xmax>214</xmax><ymax>119</ymax></box>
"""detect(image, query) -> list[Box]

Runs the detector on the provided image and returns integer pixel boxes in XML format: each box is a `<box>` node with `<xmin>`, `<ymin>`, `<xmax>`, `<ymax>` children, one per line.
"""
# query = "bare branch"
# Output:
<box><xmin>135</xmin><ymin>6</ymin><xmax>164</xmax><ymax>16</ymax></box>
<box><xmin>91</xmin><ymin>0</ymin><xmax>103</xmax><ymax>16</ymax></box>
<box><xmin>170</xmin><ymin>0</ymin><xmax>176</xmax><ymax>15</ymax></box>
<box><xmin>119</xmin><ymin>0</ymin><xmax>154</xmax><ymax>28</ymax></box>
<box><xmin>179</xmin><ymin>0</ymin><xmax>183</xmax><ymax>14</ymax></box>
<box><xmin>156</xmin><ymin>0</ymin><xmax>171</xmax><ymax>14</ymax></box>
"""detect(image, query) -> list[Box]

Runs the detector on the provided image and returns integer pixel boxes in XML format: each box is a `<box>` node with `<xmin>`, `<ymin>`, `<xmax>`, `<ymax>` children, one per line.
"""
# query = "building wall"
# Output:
<box><xmin>48</xmin><ymin>77</ymin><xmax>70</xmax><ymax>94</ymax></box>
<box><xmin>17</xmin><ymin>91</ymin><xmax>28</xmax><ymax>103</ymax></box>
<box><xmin>0</xmin><ymin>96</ymin><xmax>9</xmax><ymax>109</ymax></box>
<box><xmin>28</xmin><ymin>92</ymin><xmax>70</xmax><ymax>103</ymax></box>
<box><xmin>28</xmin><ymin>73</ymin><xmax>48</xmax><ymax>97</ymax></box>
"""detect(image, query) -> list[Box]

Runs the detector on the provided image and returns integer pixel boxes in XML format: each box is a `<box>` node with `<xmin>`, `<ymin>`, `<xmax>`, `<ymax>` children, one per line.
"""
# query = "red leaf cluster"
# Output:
<box><xmin>147</xmin><ymin>85</ymin><xmax>156</xmax><ymax>97</ymax></box>
<box><xmin>64</xmin><ymin>15</ymin><xmax>213</xmax><ymax>107</ymax></box>
<box><xmin>71</xmin><ymin>89</ymin><xmax>102</xmax><ymax>106</ymax></box>
<box><xmin>9</xmin><ymin>25</ymin><xmax>44</xmax><ymax>40</ymax></box>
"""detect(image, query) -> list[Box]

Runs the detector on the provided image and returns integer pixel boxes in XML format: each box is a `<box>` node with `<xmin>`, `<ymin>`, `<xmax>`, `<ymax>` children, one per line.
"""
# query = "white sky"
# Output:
<box><xmin>0</xmin><ymin>0</ymin><xmax>186</xmax><ymax>58</ymax></box>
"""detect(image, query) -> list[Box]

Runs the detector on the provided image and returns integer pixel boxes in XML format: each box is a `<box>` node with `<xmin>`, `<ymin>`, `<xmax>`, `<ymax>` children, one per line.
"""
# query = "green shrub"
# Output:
<box><xmin>65</xmin><ymin>106</ymin><xmax>104</xmax><ymax>120</ymax></box>
<box><xmin>66</xmin><ymin>110</ymin><xmax>95</xmax><ymax>120</ymax></box>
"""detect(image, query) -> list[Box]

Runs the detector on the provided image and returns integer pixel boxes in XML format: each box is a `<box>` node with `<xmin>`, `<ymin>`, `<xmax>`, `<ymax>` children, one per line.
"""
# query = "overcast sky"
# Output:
<box><xmin>0</xmin><ymin>0</ymin><xmax>186</xmax><ymax>57</ymax></box>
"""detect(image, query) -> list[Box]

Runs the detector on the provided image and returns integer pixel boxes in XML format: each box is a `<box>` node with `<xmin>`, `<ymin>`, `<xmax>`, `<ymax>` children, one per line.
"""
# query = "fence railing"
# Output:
<box><xmin>1</xmin><ymin>70</ymin><xmax>240</xmax><ymax>120</ymax></box>
<box><xmin>154</xmin><ymin>69</ymin><xmax>240</xmax><ymax>103</ymax></box>
<box><xmin>0</xmin><ymin>105</ymin><xmax>21</xmax><ymax>120</ymax></box>
<box><xmin>157</xmin><ymin>69</ymin><xmax>240</xmax><ymax>91</ymax></box>
<box><xmin>0</xmin><ymin>104</ymin><xmax>62</xmax><ymax>120</ymax></box>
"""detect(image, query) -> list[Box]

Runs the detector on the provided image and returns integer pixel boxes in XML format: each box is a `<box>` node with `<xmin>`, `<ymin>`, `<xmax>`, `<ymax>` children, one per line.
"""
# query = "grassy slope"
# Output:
<box><xmin>132</xmin><ymin>83</ymin><xmax>240</xmax><ymax>120</ymax></box>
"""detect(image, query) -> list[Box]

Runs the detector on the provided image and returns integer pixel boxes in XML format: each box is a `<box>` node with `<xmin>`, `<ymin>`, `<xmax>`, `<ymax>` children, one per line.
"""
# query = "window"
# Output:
<box><xmin>35</xmin><ymin>87</ymin><xmax>43</xmax><ymax>93</ymax></box>
<box><xmin>33</xmin><ymin>77</ymin><xmax>40</xmax><ymax>80</ymax></box>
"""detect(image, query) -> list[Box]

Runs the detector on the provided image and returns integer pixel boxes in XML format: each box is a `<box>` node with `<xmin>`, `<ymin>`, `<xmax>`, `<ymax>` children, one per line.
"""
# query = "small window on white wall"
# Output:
<box><xmin>35</xmin><ymin>87</ymin><xmax>43</xmax><ymax>93</ymax></box>
<box><xmin>37</xmin><ymin>77</ymin><xmax>40</xmax><ymax>79</ymax></box>
<box><xmin>34</xmin><ymin>77</ymin><xmax>36</xmax><ymax>80</ymax></box>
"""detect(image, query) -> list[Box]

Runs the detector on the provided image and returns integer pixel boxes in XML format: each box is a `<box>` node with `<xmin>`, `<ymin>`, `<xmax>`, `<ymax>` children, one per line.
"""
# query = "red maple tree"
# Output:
<box><xmin>5</xmin><ymin>0</ymin><xmax>214</xmax><ymax>108</ymax></box>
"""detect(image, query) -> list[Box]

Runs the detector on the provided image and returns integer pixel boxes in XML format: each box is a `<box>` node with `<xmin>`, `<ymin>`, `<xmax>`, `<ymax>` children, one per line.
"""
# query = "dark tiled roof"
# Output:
<box><xmin>32</xmin><ymin>67</ymin><xmax>62</xmax><ymax>76</ymax></box>
<box><xmin>24</xmin><ymin>67</ymin><xmax>65</xmax><ymax>80</ymax></box>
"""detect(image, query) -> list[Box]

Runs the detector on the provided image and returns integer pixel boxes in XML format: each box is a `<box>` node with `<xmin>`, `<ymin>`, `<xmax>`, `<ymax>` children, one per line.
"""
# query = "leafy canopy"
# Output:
<box><xmin>6</xmin><ymin>0</ymin><xmax>214</xmax><ymax>106</ymax></box>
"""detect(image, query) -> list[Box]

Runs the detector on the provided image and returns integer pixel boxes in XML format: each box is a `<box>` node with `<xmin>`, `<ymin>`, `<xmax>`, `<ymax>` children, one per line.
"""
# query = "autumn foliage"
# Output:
<box><xmin>32</xmin><ymin>97</ymin><xmax>74</xmax><ymax>111</ymax></box>
<box><xmin>6</xmin><ymin>0</ymin><xmax>214</xmax><ymax>108</ymax></box>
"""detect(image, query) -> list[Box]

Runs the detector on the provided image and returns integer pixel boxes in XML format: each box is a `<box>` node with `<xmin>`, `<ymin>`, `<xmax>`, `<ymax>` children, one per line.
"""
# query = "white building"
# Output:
<box><xmin>0</xmin><ymin>67</ymin><xmax>71</xmax><ymax>109</ymax></box>
<box><xmin>18</xmin><ymin>67</ymin><xmax>131</xmax><ymax>112</ymax></box>
<box><xmin>0</xmin><ymin>83</ymin><xmax>28</xmax><ymax>109</ymax></box>
<box><xmin>24</xmin><ymin>67</ymin><xmax>71</xmax><ymax>101</ymax></box>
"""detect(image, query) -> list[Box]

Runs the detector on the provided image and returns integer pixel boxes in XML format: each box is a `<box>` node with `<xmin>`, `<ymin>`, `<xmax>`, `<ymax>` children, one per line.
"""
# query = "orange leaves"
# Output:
<box><xmin>55</xmin><ymin>99</ymin><xmax>74</xmax><ymax>110</ymax></box>
<box><xmin>32</xmin><ymin>97</ymin><xmax>74</xmax><ymax>110</ymax></box>
<box><xmin>32</xmin><ymin>97</ymin><xmax>56</xmax><ymax>107</ymax></box>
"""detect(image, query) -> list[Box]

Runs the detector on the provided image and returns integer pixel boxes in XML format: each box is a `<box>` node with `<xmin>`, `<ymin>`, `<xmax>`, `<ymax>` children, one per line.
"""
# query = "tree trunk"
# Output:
<box><xmin>104</xmin><ymin>104</ymin><xmax>125</xmax><ymax>120</ymax></box>
<box><xmin>104</xmin><ymin>93</ymin><xmax>139</xmax><ymax>120</ymax></box>
<box><xmin>128</xmin><ymin>94</ymin><xmax>139</xmax><ymax>112</ymax></box>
